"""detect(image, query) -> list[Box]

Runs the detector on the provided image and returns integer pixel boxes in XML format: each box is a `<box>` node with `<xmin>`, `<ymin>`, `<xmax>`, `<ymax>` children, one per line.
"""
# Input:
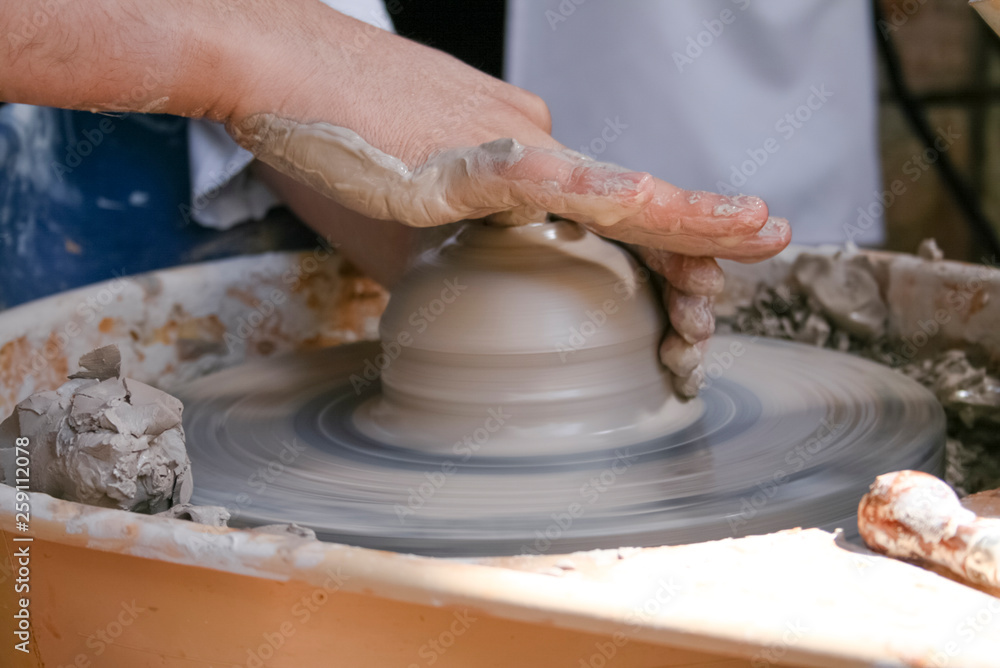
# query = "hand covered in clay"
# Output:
<box><xmin>636</xmin><ymin>250</ymin><xmax>724</xmax><ymax>397</ymax></box>
<box><xmin>221</xmin><ymin>11</ymin><xmax>789</xmax><ymax>252</ymax></box>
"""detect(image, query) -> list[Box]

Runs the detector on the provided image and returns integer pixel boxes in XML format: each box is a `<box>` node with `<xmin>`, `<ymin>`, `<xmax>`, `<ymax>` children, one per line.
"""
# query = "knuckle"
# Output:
<box><xmin>514</xmin><ymin>89</ymin><xmax>553</xmax><ymax>133</ymax></box>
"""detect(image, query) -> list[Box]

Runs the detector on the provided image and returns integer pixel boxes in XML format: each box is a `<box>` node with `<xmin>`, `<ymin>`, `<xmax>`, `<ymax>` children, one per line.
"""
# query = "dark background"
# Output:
<box><xmin>389</xmin><ymin>0</ymin><xmax>506</xmax><ymax>78</ymax></box>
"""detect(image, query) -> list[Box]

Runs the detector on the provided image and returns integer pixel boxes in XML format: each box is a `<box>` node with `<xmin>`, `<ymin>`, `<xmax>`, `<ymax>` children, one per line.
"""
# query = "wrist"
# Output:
<box><xmin>218</xmin><ymin>0</ymin><xmax>362</xmax><ymax>126</ymax></box>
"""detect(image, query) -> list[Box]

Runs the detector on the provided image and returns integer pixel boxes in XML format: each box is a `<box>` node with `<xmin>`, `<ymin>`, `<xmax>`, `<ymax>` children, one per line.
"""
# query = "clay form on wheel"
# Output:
<box><xmin>176</xmin><ymin>221</ymin><xmax>946</xmax><ymax>556</ymax></box>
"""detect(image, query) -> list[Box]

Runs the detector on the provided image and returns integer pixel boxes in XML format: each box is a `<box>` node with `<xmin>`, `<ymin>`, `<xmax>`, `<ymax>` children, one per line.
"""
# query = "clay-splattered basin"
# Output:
<box><xmin>2</xmin><ymin>249</ymin><xmax>999</xmax><ymax>668</ymax></box>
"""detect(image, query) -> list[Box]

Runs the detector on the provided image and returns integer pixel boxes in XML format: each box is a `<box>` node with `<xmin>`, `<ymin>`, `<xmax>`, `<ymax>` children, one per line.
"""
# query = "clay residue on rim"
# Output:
<box><xmin>0</xmin><ymin>334</ymin><xmax>70</xmax><ymax>411</ymax></box>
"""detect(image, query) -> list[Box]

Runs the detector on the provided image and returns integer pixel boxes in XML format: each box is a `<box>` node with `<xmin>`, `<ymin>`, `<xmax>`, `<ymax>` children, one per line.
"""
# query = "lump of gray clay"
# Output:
<box><xmin>791</xmin><ymin>254</ymin><xmax>887</xmax><ymax>341</ymax></box>
<box><xmin>0</xmin><ymin>345</ymin><xmax>192</xmax><ymax>513</ymax></box>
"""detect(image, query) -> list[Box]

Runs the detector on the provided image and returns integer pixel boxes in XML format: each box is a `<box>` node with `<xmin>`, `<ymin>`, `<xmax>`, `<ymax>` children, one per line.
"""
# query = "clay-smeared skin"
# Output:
<box><xmin>229</xmin><ymin>114</ymin><xmax>790</xmax><ymax>259</ymax></box>
<box><xmin>859</xmin><ymin>471</ymin><xmax>1000</xmax><ymax>594</ymax></box>
<box><xmin>229</xmin><ymin>115</ymin><xmax>654</xmax><ymax>228</ymax></box>
<box><xmin>637</xmin><ymin>248</ymin><xmax>725</xmax><ymax>396</ymax></box>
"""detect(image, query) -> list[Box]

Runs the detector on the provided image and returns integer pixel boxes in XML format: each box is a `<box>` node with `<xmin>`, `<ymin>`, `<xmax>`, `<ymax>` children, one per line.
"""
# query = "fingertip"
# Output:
<box><xmin>659</xmin><ymin>333</ymin><xmax>706</xmax><ymax>377</ymax></box>
<box><xmin>727</xmin><ymin>216</ymin><xmax>793</xmax><ymax>263</ymax></box>
<box><xmin>662</xmin><ymin>255</ymin><xmax>725</xmax><ymax>296</ymax></box>
<box><xmin>668</xmin><ymin>292</ymin><xmax>715</xmax><ymax>344</ymax></box>
<box><xmin>673</xmin><ymin>365</ymin><xmax>705</xmax><ymax>399</ymax></box>
<box><xmin>707</xmin><ymin>193</ymin><xmax>770</xmax><ymax>234</ymax></box>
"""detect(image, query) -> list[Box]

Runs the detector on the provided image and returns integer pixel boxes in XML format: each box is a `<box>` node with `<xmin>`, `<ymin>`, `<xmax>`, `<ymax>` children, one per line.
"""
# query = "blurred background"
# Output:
<box><xmin>875</xmin><ymin>0</ymin><xmax>998</xmax><ymax>262</ymax></box>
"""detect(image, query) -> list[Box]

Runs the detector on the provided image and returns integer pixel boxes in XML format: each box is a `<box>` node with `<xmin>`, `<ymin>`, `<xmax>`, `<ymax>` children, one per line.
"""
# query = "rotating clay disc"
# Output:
<box><xmin>176</xmin><ymin>335</ymin><xmax>944</xmax><ymax>557</ymax></box>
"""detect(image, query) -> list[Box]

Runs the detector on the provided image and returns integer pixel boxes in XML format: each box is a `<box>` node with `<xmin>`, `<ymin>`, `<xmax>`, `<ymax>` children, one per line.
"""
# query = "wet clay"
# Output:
<box><xmin>227</xmin><ymin>114</ymin><xmax>651</xmax><ymax>228</ymax></box>
<box><xmin>790</xmin><ymin>253</ymin><xmax>886</xmax><ymax>340</ymax></box>
<box><xmin>352</xmin><ymin>220</ymin><xmax>699</xmax><ymax>456</ymax></box>
<box><xmin>726</xmin><ymin>265</ymin><xmax>1000</xmax><ymax>495</ymax></box>
<box><xmin>0</xmin><ymin>346</ymin><xmax>191</xmax><ymax>513</ymax></box>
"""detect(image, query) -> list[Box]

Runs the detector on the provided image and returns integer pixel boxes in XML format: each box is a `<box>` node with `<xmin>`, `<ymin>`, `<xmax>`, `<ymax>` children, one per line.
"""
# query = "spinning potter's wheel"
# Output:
<box><xmin>177</xmin><ymin>221</ymin><xmax>944</xmax><ymax>556</ymax></box>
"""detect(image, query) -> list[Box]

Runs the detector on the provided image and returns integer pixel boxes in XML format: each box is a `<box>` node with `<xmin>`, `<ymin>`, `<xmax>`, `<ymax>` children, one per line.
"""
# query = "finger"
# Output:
<box><xmin>638</xmin><ymin>249</ymin><xmax>725</xmax><ymax>297</ymax></box>
<box><xmin>668</xmin><ymin>291</ymin><xmax>715</xmax><ymax>345</ymax></box>
<box><xmin>458</xmin><ymin>142</ymin><xmax>657</xmax><ymax>226</ymax></box>
<box><xmin>616</xmin><ymin>215</ymin><xmax>791</xmax><ymax>262</ymax></box>
<box><xmin>721</xmin><ymin>216</ymin><xmax>793</xmax><ymax>263</ymax></box>
<box><xmin>659</xmin><ymin>333</ymin><xmax>707</xmax><ymax>378</ymax></box>
<box><xmin>230</xmin><ymin>116</ymin><xmax>654</xmax><ymax>228</ymax></box>
<box><xmin>584</xmin><ymin>181</ymin><xmax>770</xmax><ymax>241</ymax></box>
<box><xmin>673</xmin><ymin>365</ymin><xmax>705</xmax><ymax>399</ymax></box>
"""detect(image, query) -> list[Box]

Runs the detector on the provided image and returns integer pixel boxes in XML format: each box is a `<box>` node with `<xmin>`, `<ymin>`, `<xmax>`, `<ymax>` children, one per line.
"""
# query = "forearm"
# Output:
<box><xmin>253</xmin><ymin>162</ymin><xmax>451</xmax><ymax>289</ymax></box>
<box><xmin>0</xmin><ymin>0</ymin><xmax>346</xmax><ymax>121</ymax></box>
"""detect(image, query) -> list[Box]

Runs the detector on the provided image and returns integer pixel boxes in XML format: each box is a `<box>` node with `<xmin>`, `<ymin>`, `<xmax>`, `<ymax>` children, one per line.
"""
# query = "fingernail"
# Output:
<box><xmin>756</xmin><ymin>216</ymin><xmax>790</xmax><ymax>239</ymax></box>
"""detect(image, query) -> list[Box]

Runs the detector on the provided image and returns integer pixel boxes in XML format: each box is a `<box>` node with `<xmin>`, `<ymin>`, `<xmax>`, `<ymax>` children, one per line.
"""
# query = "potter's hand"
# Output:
<box><xmin>213</xmin><ymin>7</ymin><xmax>789</xmax><ymax>245</ymax></box>
<box><xmin>219</xmin><ymin>11</ymin><xmax>791</xmax><ymax>256</ymax></box>
<box><xmin>636</xmin><ymin>250</ymin><xmax>724</xmax><ymax>398</ymax></box>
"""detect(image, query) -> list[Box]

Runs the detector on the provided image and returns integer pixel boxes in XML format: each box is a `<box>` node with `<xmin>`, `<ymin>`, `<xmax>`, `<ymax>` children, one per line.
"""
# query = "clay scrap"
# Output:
<box><xmin>157</xmin><ymin>503</ymin><xmax>230</xmax><ymax>527</ymax></box>
<box><xmin>726</xmin><ymin>250</ymin><xmax>1000</xmax><ymax>494</ymax></box>
<box><xmin>0</xmin><ymin>346</ymin><xmax>192</xmax><ymax>513</ymax></box>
